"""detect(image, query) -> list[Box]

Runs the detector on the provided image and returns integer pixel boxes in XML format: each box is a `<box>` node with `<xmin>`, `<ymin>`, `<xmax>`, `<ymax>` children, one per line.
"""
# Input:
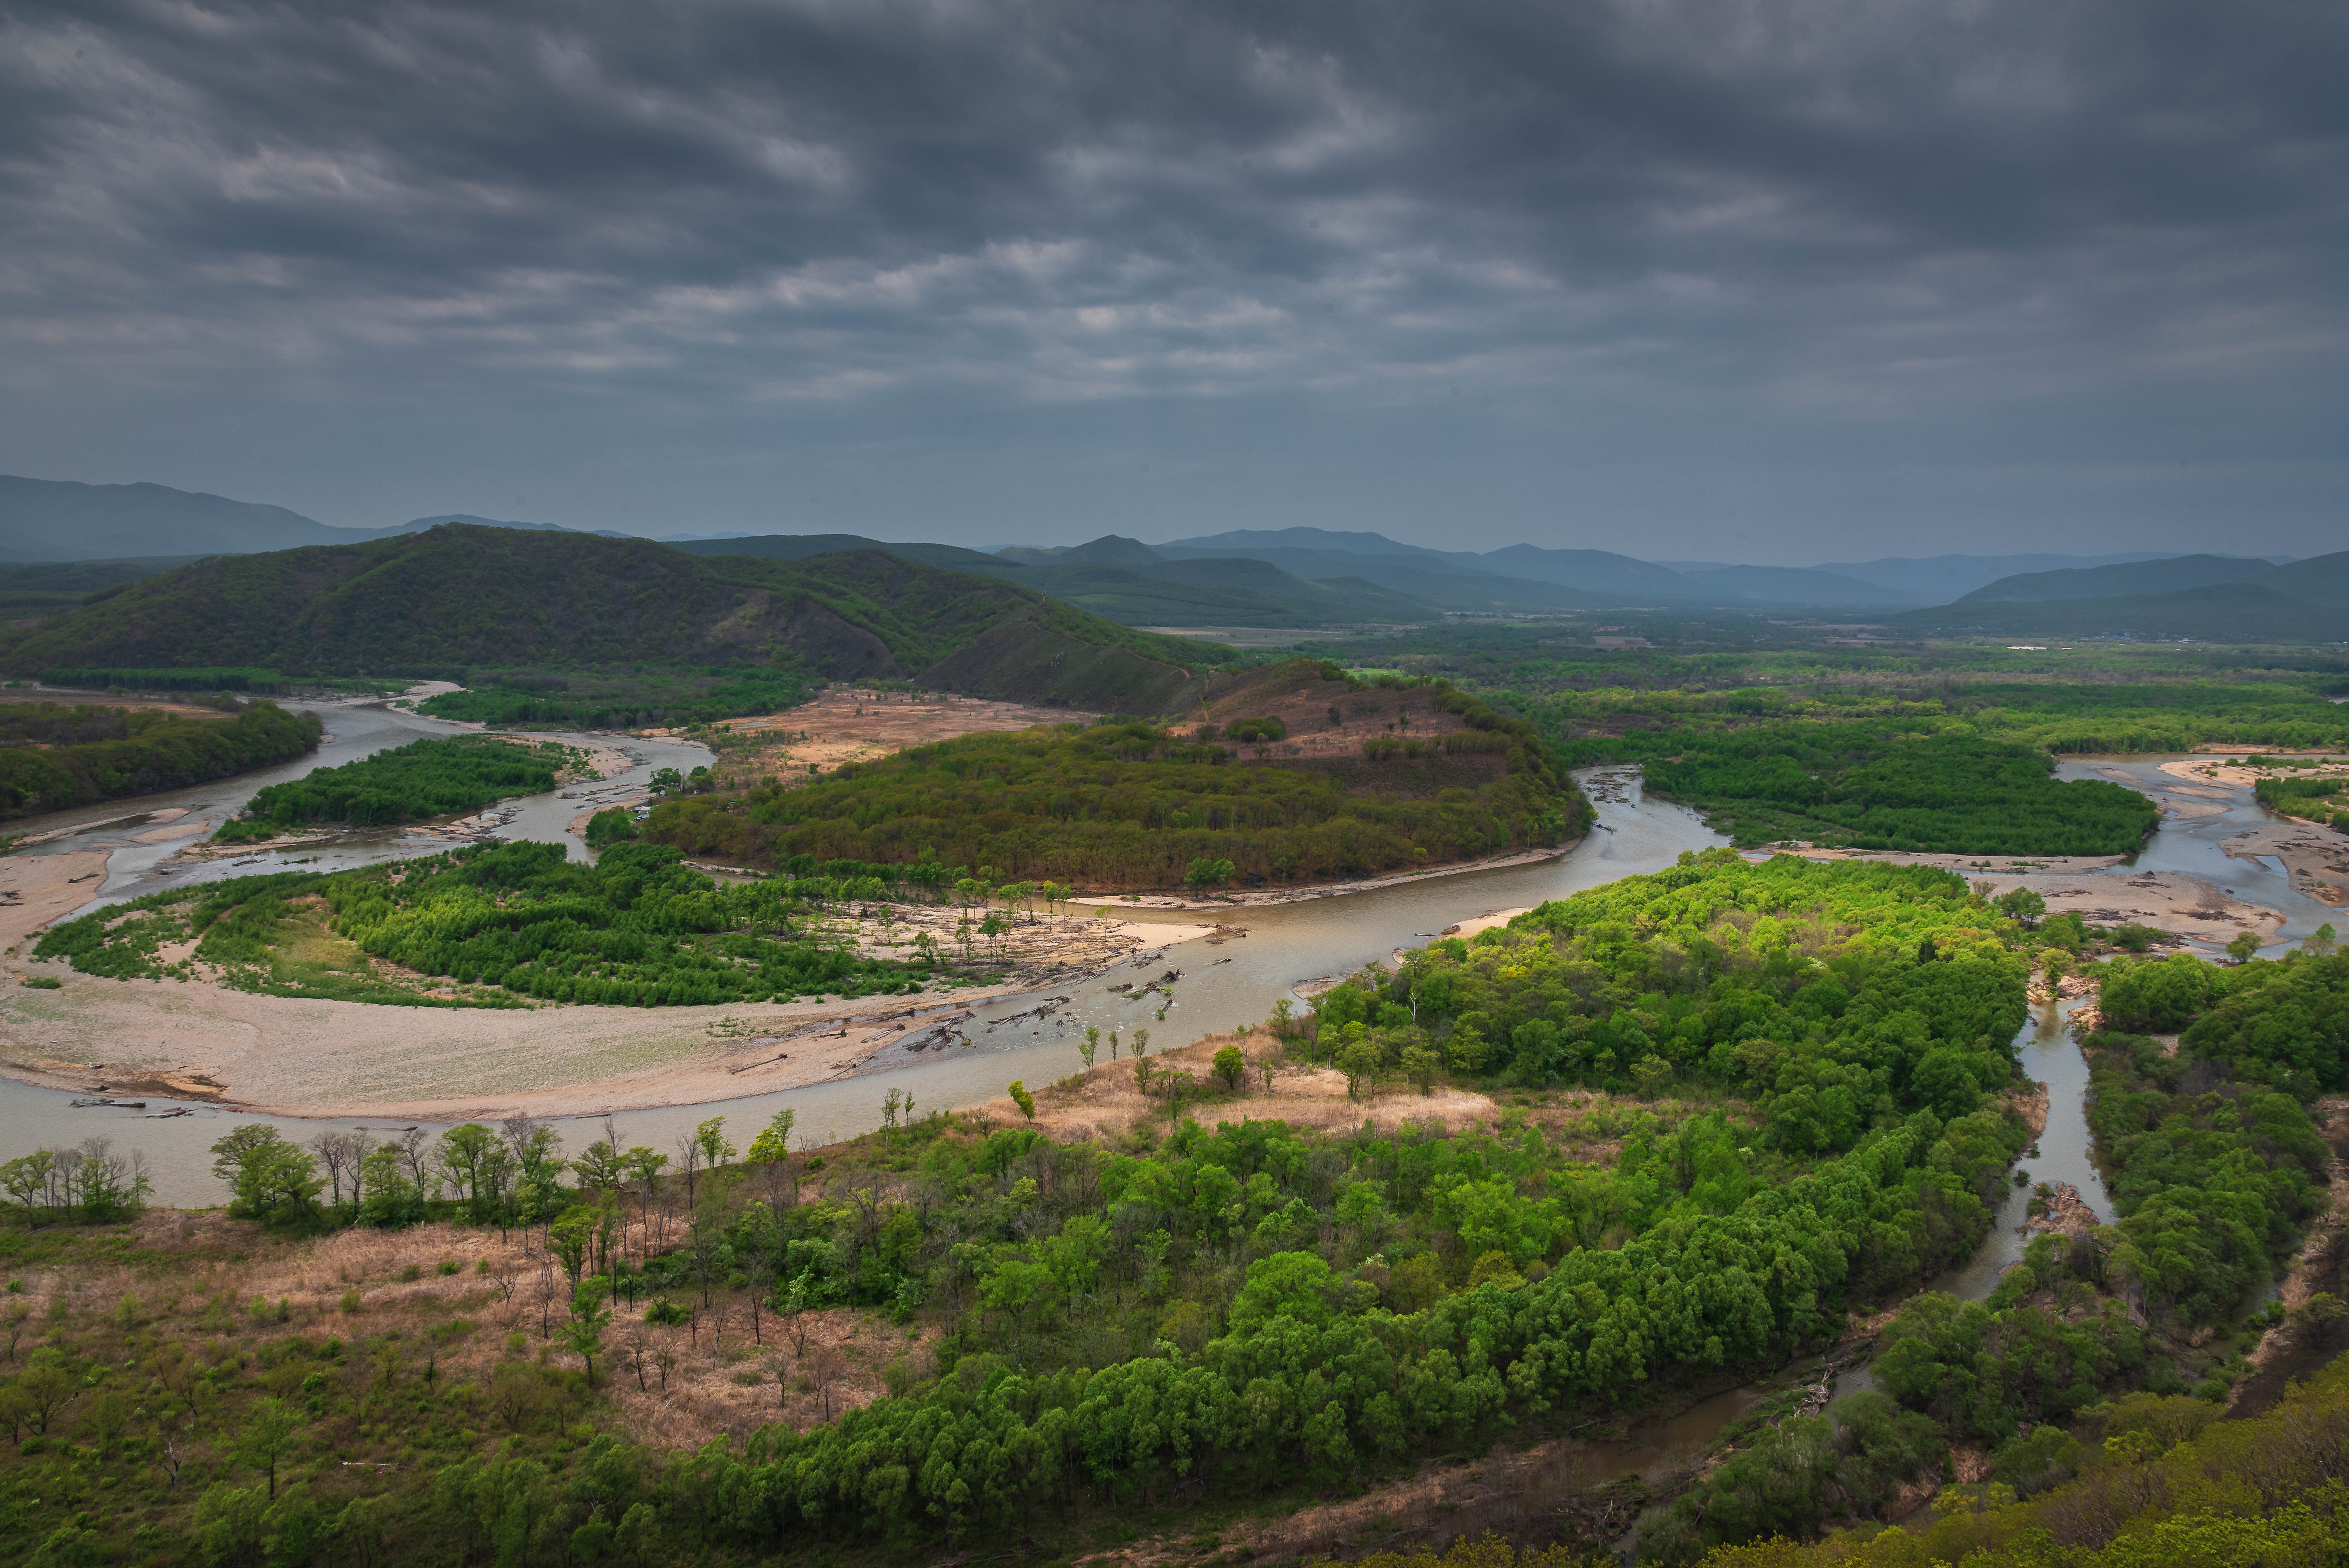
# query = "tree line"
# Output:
<box><xmin>216</xmin><ymin>734</ymin><xmax>580</xmax><ymax>839</ymax></box>
<box><xmin>643</xmin><ymin>715</ymin><xmax>1588</xmax><ymax>893</ymax></box>
<box><xmin>36</xmin><ymin>840</ymin><xmax>960</xmax><ymax>1005</ymax></box>
<box><xmin>0</xmin><ymin>700</ymin><xmax>321</xmax><ymax>819</ymax></box>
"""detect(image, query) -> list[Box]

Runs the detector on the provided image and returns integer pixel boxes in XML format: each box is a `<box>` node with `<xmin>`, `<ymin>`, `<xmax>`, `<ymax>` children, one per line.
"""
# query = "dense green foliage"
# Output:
<box><xmin>38</xmin><ymin>665</ymin><xmax>289</xmax><ymax>692</ymax></box>
<box><xmin>1324</xmin><ymin>852</ymin><xmax>2030</xmax><ymax>1137</ymax></box>
<box><xmin>1691</xmin><ymin>1358</ymin><xmax>2349</xmax><ymax>1568</ymax></box>
<box><xmin>0</xmin><ymin>526</ymin><xmax>1232</xmax><ymax>720</ymax></box>
<box><xmin>37</xmin><ymin>841</ymin><xmax>956</xmax><ymax>1005</ymax></box>
<box><xmin>2095</xmin><ymin>948</ymin><xmax>2349</xmax><ymax>1091</ymax></box>
<box><xmin>2254</xmin><ymin>767</ymin><xmax>2349</xmax><ymax>824</ymax></box>
<box><xmin>0</xmin><ymin>700</ymin><xmax>320</xmax><ymax>819</ymax></box>
<box><xmin>414</xmin><ymin>667</ymin><xmax>824</xmax><ymax>730</ymax></box>
<box><xmin>216</xmin><ymin>735</ymin><xmax>578</xmax><ymax>839</ymax></box>
<box><xmin>2177</xmin><ymin>952</ymin><xmax>2349</xmax><ymax>1091</ymax></box>
<box><xmin>0</xmin><ymin>850</ymin><xmax>2057</xmax><ymax>1565</ymax></box>
<box><xmin>647</xmin><ymin>700</ymin><xmax>1587</xmax><ymax>890</ymax></box>
<box><xmin>2082</xmin><ymin>1031</ymin><xmax>2327</xmax><ymax>1326</ymax></box>
<box><xmin>1620</xmin><ymin>723</ymin><xmax>2158</xmax><ymax>853</ymax></box>
<box><xmin>0</xmin><ymin>556</ymin><xmax>196</xmax><ymax>616</ymax></box>
<box><xmin>1652</xmin><ymin>1016</ymin><xmax>2331</xmax><ymax>1564</ymax></box>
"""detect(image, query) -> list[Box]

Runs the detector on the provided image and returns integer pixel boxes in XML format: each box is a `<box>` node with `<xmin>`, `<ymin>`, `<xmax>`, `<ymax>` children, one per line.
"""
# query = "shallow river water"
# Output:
<box><xmin>0</xmin><ymin>766</ymin><xmax>1725</xmax><ymax>1202</ymax></box>
<box><xmin>0</xmin><ymin>732</ymin><xmax>2324</xmax><ymax>1518</ymax></box>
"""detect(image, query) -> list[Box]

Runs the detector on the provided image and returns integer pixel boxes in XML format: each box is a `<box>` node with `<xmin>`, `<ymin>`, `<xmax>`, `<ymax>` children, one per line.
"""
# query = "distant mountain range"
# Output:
<box><xmin>1892</xmin><ymin>552</ymin><xmax>2349</xmax><ymax>642</ymax></box>
<box><xmin>0</xmin><ymin>474</ymin><xmax>2321</xmax><ymax>637</ymax></box>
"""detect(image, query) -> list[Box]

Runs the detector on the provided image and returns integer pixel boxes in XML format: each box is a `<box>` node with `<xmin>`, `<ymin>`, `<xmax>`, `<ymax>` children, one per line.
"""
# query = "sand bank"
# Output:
<box><xmin>0</xmin><ymin>910</ymin><xmax>1215</xmax><ymax>1121</ymax></box>
<box><xmin>2152</xmin><ymin>756</ymin><xmax>2349</xmax><ymax>910</ymax></box>
<box><xmin>0</xmin><ymin>848</ymin><xmax>112</xmax><ymax>956</ymax></box>
<box><xmin>1075</xmin><ymin>840</ymin><xmax>1579</xmax><ymax>915</ymax></box>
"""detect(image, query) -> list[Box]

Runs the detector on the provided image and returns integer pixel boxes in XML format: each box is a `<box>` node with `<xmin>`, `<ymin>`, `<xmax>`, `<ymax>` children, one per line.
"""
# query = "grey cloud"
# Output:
<box><xmin>0</xmin><ymin>0</ymin><xmax>2341</xmax><ymax>555</ymax></box>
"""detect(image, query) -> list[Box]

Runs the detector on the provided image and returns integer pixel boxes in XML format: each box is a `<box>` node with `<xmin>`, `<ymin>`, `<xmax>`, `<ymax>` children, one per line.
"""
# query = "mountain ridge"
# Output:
<box><xmin>0</xmin><ymin>525</ymin><xmax>1225</xmax><ymax>712</ymax></box>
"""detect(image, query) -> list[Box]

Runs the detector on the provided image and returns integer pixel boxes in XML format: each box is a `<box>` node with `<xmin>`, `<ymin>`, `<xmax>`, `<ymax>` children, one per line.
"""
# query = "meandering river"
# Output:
<box><xmin>0</xmin><ymin>724</ymin><xmax>2325</xmax><ymax>1545</ymax></box>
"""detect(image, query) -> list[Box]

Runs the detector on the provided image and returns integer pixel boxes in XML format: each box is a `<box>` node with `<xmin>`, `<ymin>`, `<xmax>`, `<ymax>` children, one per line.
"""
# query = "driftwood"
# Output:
<box><xmin>983</xmin><ymin>998</ymin><xmax>1072</xmax><ymax>1032</ymax></box>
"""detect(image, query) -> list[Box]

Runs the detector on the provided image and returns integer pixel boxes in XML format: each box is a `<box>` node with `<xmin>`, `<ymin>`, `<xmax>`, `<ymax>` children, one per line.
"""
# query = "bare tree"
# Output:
<box><xmin>672</xmin><ymin>1134</ymin><xmax>704</xmax><ymax>1210</ymax></box>
<box><xmin>745</xmin><ymin>1251</ymin><xmax>773</xmax><ymax>1347</ymax></box>
<box><xmin>498</xmin><ymin>1114</ymin><xmax>543</xmax><ymax>1162</ymax></box>
<box><xmin>706</xmin><ymin>1298</ymin><xmax>731</xmax><ymax>1369</ymax></box>
<box><xmin>397</xmin><ymin>1129</ymin><xmax>433</xmax><ymax>1196</ymax></box>
<box><xmin>309</xmin><ymin>1132</ymin><xmax>360</xmax><ymax>1210</ymax></box>
<box><xmin>623</xmin><ymin>1324</ymin><xmax>651</xmax><ymax>1392</ymax></box>
<box><xmin>766</xmin><ymin>1351</ymin><xmax>791</xmax><ymax>1417</ymax></box>
<box><xmin>809</xmin><ymin>1341</ymin><xmax>846</xmax><ymax>1422</ymax></box>
<box><xmin>159</xmin><ymin>1429</ymin><xmax>190</xmax><ymax>1491</ymax></box>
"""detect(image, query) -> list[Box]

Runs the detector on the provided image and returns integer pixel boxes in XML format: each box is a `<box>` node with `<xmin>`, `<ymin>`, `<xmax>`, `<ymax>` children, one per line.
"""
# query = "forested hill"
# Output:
<box><xmin>0</xmin><ymin>525</ymin><xmax>1228</xmax><ymax>712</ymax></box>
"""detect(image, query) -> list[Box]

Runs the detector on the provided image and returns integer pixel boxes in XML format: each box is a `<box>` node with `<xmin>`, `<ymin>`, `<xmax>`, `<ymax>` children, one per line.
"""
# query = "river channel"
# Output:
<box><xmin>0</xmin><ymin>725</ymin><xmax>2326</xmax><ymax>1541</ymax></box>
<box><xmin>0</xmin><ymin>749</ymin><xmax>2325</xmax><ymax>1207</ymax></box>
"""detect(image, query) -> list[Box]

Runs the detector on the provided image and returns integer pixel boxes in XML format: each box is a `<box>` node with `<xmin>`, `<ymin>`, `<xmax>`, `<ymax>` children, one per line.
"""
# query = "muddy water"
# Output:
<box><xmin>2054</xmin><ymin>755</ymin><xmax>2342</xmax><ymax>950</ymax></box>
<box><xmin>0</xmin><ymin>692</ymin><xmax>713</xmax><ymax>1200</ymax></box>
<box><xmin>0</xmin><ymin>769</ymin><xmax>1721</xmax><ymax>1202</ymax></box>
<box><xmin>4</xmin><ymin>687</ymin><xmax>716</xmax><ymax>906</ymax></box>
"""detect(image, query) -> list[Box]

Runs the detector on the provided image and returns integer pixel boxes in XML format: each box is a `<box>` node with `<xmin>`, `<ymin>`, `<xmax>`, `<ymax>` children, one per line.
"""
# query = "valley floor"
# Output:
<box><xmin>0</xmin><ymin>909</ymin><xmax>1216</xmax><ymax>1122</ymax></box>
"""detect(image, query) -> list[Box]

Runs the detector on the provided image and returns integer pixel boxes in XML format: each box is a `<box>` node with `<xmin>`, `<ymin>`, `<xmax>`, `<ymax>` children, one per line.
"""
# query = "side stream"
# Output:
<box><xmin>1590</xmin><ymin>997</ymin><xmax>2110</xmax><ymax>1522</ymax></box>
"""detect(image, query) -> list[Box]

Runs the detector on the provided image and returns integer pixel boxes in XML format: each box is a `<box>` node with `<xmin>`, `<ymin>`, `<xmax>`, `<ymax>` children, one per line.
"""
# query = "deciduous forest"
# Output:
<box><xmin>644</xmin><ymin>698</ymin><xmax>1589</xmax><ymax>892</ymax></box>
<box><xmin>213</xmin><ymin>736</ymin><xmax>583</xmax><ymax>840</ymax></box>
<box><xmin>0</xmin><ymin>700</ymin><xmax>321</xmax><ymax>819</ymax></box>
<box><xmin>34</xmin><ymin>841</ymin><xmax>958</xmax><ymax>1006</ymax></box>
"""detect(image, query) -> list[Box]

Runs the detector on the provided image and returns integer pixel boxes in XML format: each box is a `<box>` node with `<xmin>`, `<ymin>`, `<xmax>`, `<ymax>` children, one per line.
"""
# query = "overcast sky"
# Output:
<box><xmin>2</xmin><ymin>0</ymin><xmax>2342</xmax><ymax>562</ymax></box>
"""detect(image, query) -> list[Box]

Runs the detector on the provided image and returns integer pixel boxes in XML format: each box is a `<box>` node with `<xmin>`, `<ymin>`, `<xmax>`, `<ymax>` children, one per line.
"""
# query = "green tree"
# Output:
<box><xmin>1212</xmin><ymin>1045</ymin><xmax>1247</xmax><ymax>1090</ymax></box>
<box><xmin>1008</xmin><ymin>1081</ymin><xmax>1037</xmax><ymax>1121</ymax></box>
<box><xmin>235</xmin><ymin>1397</ymin><xmax>305</xmax><ymax>1500</ymax></box>
<box><xmin>566</xmin><ymin>1280</ymin><xmax>614</xmax><ymax>1387</ymax></box>
<box><xmin>437</xmin><ymin>1123</ymin><xmax>504</xmax><ymax>1219</ymax></box>
<box><xmin>744</xmin><ymin>1108</ymin><xmax>795</xmax><ymax>1164</ymax></box>
<box><xmin>1184</xmin><ymin>857</ymin><xmax>1236</xmax><ymax>892</ymax></box>
<box><xmin>212</xmin><ymin>1129</ymin><xmax>322</xmax><ymax>1225</ymax></box>
<box><xmin>1081</xmin><ymin>1026</ymin><xmax>1100</xmax><ymax>1068</ymax></box>
<box><xmin>1402</xmin><ymin>1043</ymin><xmax>1442</xmax><ymax>1096</ymax></box>
<box><xmin>2228</xmin><ymin>929</ymin><xmax>2263</xmax><ymax>964</ymax></box>
<box><xmin>1338</xmin><ymin>1030</ymin><xmax>1382</xmax><ymax>1100</ymax></box>
<box><xmin>571</xmin><ymin>1139</ymin><xmax>628</xmax><ymax>1194</ymax></box>
<box><xmin>1996</xmin><ymin>887</ymin><xmax>2047</xmax><ymax>925</ymax></box>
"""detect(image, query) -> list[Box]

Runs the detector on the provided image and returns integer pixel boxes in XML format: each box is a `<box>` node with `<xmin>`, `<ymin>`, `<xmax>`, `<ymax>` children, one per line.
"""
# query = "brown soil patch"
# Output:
<box><xmin>0</xmin><ymin>688</ymin><xmax>228</xmax><ymax>720</ymax></box>
<box><xmin>27</xmin><ymin>1212</ymin><xmax>913</xmax><ymax>1458</ymax></box>
<box><xmin>684</xmin><ymin>686</ymin><xmax>1091</xmax><ymax>785</ymax></box>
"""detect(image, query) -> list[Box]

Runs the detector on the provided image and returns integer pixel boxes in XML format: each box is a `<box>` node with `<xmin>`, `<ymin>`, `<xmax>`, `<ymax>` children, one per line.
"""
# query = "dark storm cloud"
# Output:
<box><xmin>0</xmin><ymin>0</ymin><xmax>2343</xmax><ymax>551</ymax></box>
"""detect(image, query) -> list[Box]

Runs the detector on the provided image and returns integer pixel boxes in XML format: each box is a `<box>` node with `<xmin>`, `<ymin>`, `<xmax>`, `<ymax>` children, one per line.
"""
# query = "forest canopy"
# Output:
<box><xmin>35</xmin><ymin>840</ymin><xmax>951</xmax><ymax>1006</ymax></box>
<box><xmin>413</xmin><ymin>666</ymin><xmax>825</xmax><ymax>730</ymax></box>
<box><xmin>644</xmin><ymin>704</ymin><xmax>1591</xmax><ymax>891</ymax></box>
<box><xmin>1609</xmin><ymin>723</ymin><xmax>2157</xmax><ymax>854</ymax></box>
<box><xmin>0</xmin><ymin>699</ymin><xmax>320</xmax><ymax>819</ymax></box>
<box><xmin>216</xmin><ymin>734</ymin><xmax>580</xmax><ymax>839</ymax></box>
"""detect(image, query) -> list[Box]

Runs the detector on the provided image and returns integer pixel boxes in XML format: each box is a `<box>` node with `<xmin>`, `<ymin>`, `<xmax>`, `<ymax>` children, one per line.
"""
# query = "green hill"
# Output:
<box><xmin>1957</xmin><ymin>553</ymin><xmax>2275</xmax><ymax>603</ymax></box>
<box><xmin>1891</xmin><ymin>553</ymin><xmax>2349</xmax><ymax>641</ymax></box>
<box><xmin>0</xmin><ymin>525</ymin><xmax>1231</xmax><ymax>713</ymax></box>
<box><xmin>678</xmin><ymin>532</ymin><xmax>1435</xmax><ymax>626</ymax></box>
<box><xmin>667</xmin><ymin>533</ymin><xmax>1009</xmax><ymax>572</ymax></box>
